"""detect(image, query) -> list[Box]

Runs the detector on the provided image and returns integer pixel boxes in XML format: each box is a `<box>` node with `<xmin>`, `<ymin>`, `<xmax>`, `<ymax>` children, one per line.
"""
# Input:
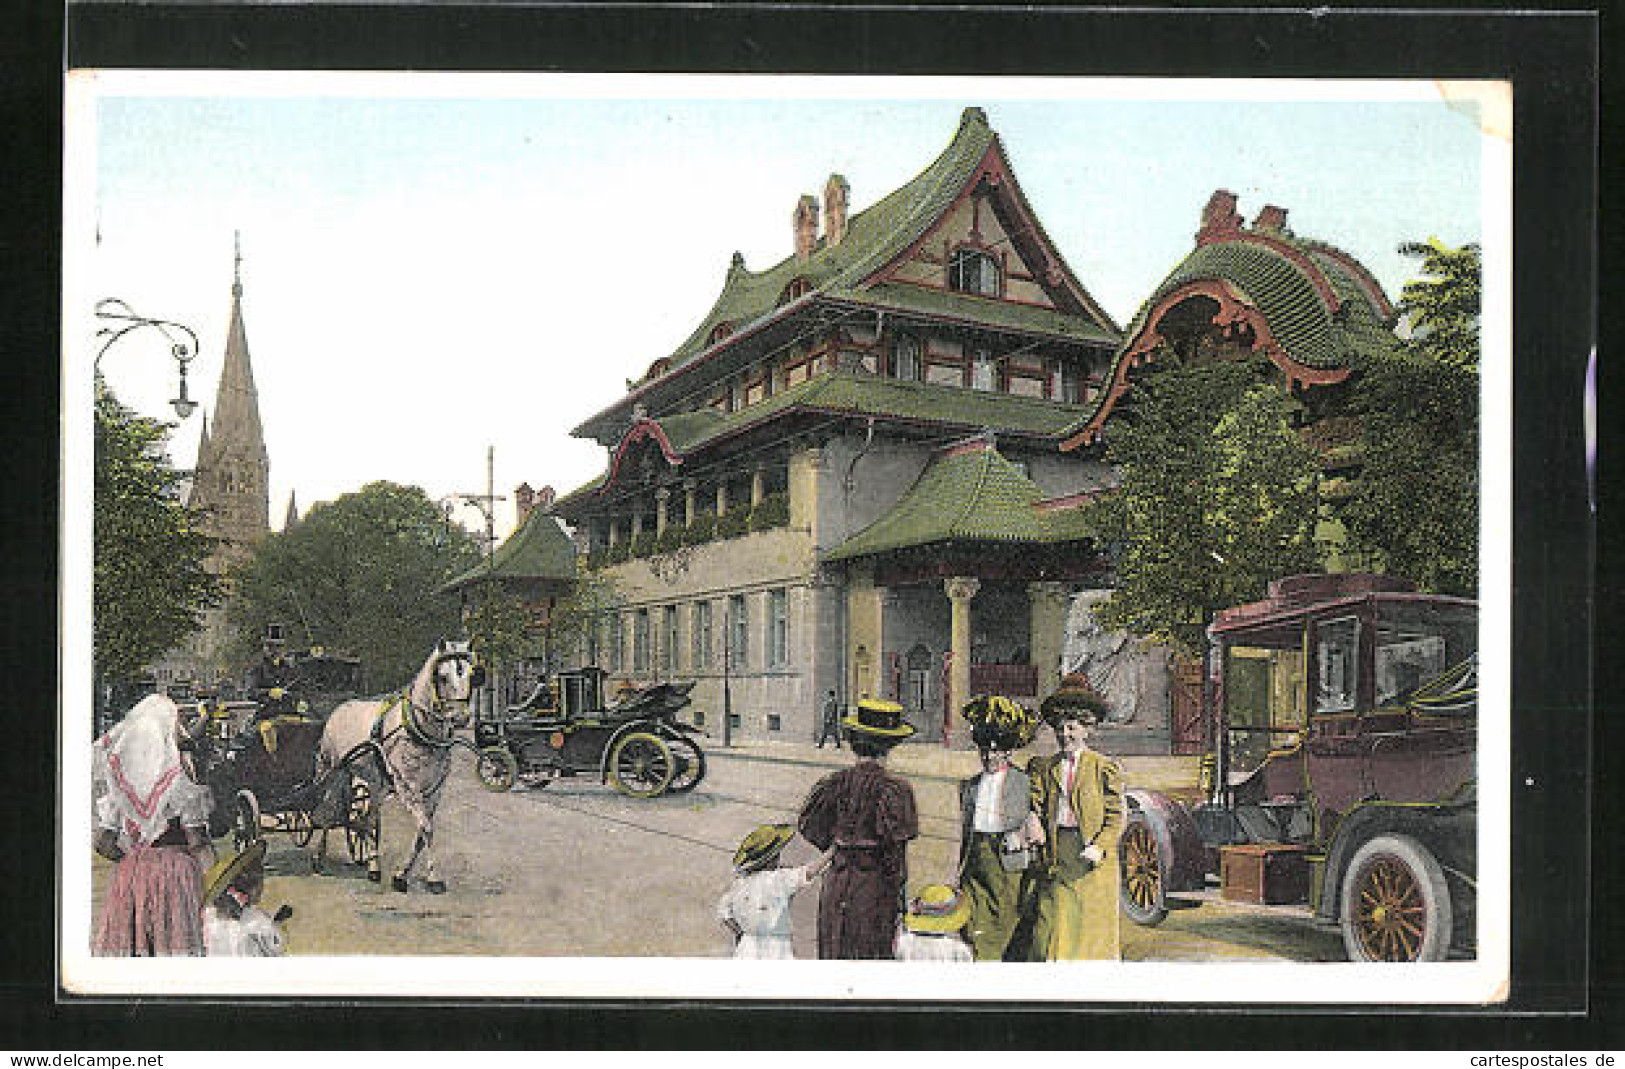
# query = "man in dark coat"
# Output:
<box><xmin>796</xmin><ymin>699</ymin><xmax>919</xmax><ymax>959</ymax></box>
<box><xmin>815</xmin><ymin>690</ymin><xmax>842</xmax><ymax>749</ymax></box>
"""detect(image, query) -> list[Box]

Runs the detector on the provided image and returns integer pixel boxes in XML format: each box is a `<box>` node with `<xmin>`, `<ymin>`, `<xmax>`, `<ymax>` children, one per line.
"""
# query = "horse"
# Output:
<box><xmin>313</xmin><ymin>639</ymin><xmax>482</xmax><ymax>893</ymax></box>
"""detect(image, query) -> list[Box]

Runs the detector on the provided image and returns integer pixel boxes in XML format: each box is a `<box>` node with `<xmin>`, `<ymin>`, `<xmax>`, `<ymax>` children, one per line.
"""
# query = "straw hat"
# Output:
<box><xmin>903</xmin><ymin>884</ymin><xmax>972</xmax><ymax>934</ymax></box>
<box><xmin>733</xmin><ymin>823</ymin><xmax>795</xmax><ymax>874</ymax></box>
<box><xmin>203</xmin><ymin>839</ymin><xmax>266</xmax><ymax>906</ymax></box>
<box><xmin>840</xmin><ymin>698</ymin><xmax>915</xmax><ymax>741</ymax></box>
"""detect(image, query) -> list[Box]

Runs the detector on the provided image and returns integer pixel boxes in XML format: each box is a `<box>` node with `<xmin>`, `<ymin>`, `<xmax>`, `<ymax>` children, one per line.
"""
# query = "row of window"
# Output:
<box><xmin>591</xmin><ymin>589</ymin><xmax>792</xmax><ymax>676</ymax></box>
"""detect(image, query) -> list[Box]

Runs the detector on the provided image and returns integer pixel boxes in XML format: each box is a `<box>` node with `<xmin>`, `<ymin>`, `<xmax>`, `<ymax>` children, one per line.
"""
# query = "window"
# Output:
<box><xmin>1060</xmin><ymin>362</ymin><xmax>1082</xmax><ymax>404</ymax></box>
<box><xmin>664</xmin><ymin>606</ymin><xmax>679</xmax><ymax>674</ymax></box>
<box><xmin>767</xmin><ymin>714</ymin><xmax>782</xmax><ymax>732</ymax></box>
<box><xmin>949</xmin><ymin>248</ymin><xmax>1001</xmax><ymax>296</ymax></box>
<box><xmin>1314</xmin><ymin>616</ymin><xmax>1361</xmax><ymax>714</ymax></box>
<box><xmin>608</xmin><ymin>615</ymin><xmax>624</xmax><ymax>672</ymax></box>
<box><xmin>586</xmin><ymin>620</ymin><xmax>600</xmax><ymax>668</ymax></box>
<box><xmin>894</xmin><ymin>335</ymin><xmax>921</xmax><ymax>381</ymax></box>
<box><xmin>971</xmin><ymin>348</ymin><xmax>997</xmax><ymax>391</ymax></box>
<box><xmin>632</xmin><ymin>609</ymin><xmax>650</xmax><ymax>673</ymax></box>
<box><xmin>767</xmin><ymin>588</ymin><xmax>789</xmax><ymax>669</ymax></box>
<box><xmin>727</xmin><ymin>594</ymin><xmax>749</xmax><ymax>669</ymax></box>
<box><xmin>692</xmin><ymin>601</ymin><xmax>713</xmax><ymax>670</ymax></box>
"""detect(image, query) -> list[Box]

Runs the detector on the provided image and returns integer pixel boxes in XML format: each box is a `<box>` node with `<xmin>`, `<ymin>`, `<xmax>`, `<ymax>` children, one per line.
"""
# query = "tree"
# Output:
<box><xmin>1083</xmin><ymin>359</ymin><xmax>1323</xmax><ymax>656</ymax></box>
<box><xmin>1332</xmin><ymin>240</ymin><xmax>1480</xmax><ymax>595</ymax></box>
<box><xmin>94</xmin><ymin>386</ymin><xmax>220</xmax><ymax>690</ymax></box>
<box><xmin>546</xmin><ymin>562</ymin><xmax>622</xmax><ymax>667</ymax></box>
<box><xmin>227</xmin><ymin>481</ymin><xmax>481</xmax><ymax>689</ymax></box>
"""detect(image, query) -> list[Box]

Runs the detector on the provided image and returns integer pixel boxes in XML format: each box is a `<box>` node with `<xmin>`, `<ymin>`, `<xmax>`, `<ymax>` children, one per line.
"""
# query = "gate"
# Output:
<box><xmin>1170</xmin><ymin>656</ymin><xmax>1206</xmax><ymax>755</ymax></box>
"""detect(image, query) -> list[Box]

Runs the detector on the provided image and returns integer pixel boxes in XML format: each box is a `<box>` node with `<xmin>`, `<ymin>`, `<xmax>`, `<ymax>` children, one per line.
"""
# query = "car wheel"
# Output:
<box><xmin>1119</xmin><ymin>811</ymin><xmax>1169</xmax><ymax>926</ymax></box>
<box><xmin>1339</xmin><ymin>833</ymin><xmax>1452</xmax><ymax>962</ymax></box>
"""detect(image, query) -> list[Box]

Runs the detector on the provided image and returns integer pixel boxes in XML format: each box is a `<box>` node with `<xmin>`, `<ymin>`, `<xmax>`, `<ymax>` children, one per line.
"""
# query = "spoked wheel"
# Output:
<box><xmin>288</xmin><ymin>808</ymin><xmax>315</xmax><ymax>848</ymax></box>
<box><xmin>665</xmin><ymin>735</ymin><xmax>707</xmax><ymax>794</ymax></box>
<box><xmin>476</xmin><ymin>747</ymin><xmax>518</xmax><ymax>792</ymax></box>
<box><xmin>345</xmin><ymin>779</ymin><xmax>381</xmax><ymax>867</ymax></box>
<box><xmin>1340</xmin><ymin>834</ymin><xmax>1452</xmax><ymax>962</ymax></box>
<box><xmin>607</xmin><ymin>731</ymin><xmax>674</xmax><ymax>798</ymax></box>
<box><xmin>232</xmin><ymin>790</ymin><xmax>263</xmax><ymax>851</ymax></box>
<box><xmin>1119</xmin><ymin>812</ymin><xmax>1169</xmax><ymax>926</ymax></box>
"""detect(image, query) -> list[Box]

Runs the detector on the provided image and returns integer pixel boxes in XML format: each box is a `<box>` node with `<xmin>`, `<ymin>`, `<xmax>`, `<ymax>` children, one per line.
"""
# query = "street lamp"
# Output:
<box><xmin>94</xmin><ymin>298</ymin><xmax>200</xmax><ymax>420</ymax></box>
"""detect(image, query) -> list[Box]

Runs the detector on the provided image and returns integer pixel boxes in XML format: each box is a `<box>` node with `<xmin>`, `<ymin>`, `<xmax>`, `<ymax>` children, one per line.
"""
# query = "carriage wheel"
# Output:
<box><xmin>288</xmin><ymin>808</ymin><xmax>315</xmax><ymax>848</ymax></box>
<box><xmin>345</xmin><ymin>779</ymin><xmax>381</xmax><ymax>866</ymax></box>
<box><xmin>1340</xmin><ymin>834</ymin><xmax>1452</xmax><ymax>962</ymax></box>
<box><xmin>607</xmin><ymin>731</ymin><xmax>674</xmax><ymax>799</ymax></box>
<box><xmin>232</xmin><ymin>790</ymin><xmax>263</xmax><ymax>852</ymax></box>
<box><xmin>476</xmin><ymin>747</ymin><xmax>518</xmax><ymax>792</ymax></box>
<box><xmin>1119</xmin><ymin>813</ymin><xmax>1169</xmax><ymax>926</ymax></box>
<box><xmin>665</xmin><ymin>736</ymin><xmax>706</xmax><ymax>794</ymax></box>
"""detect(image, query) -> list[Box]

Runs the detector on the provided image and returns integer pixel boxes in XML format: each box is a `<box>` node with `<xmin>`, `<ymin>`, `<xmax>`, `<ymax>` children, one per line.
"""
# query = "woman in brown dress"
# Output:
<box><xmin>796</xmin><ymin>699</ymin><xmax>919</xmax><ymax>959</ymax></box>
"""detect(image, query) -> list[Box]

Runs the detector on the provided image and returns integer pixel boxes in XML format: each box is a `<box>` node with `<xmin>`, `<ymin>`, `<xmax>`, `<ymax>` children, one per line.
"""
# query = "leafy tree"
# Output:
<box><xmin>227</xmin><ymin>481</ymin><xmax>481</xmax><ymax>689</ymax></box>
<box><xmin>1396</xmin><ymin>238</ymin><xmax>1480</xmax><ymax>371</ymax></box>
<box><xmin>462</xmin><ymin>582</ymin><xmax>538</xmax><ymax>679</ymax></box>
<box><xmin>1083</xmin><ymin>359</ymin><xmax>1323</xmax><ymax>656</ymax></box>
<box><xmin>1331</xmin><ymin>239</ymin><xmax>1480</xmax><ymax>595</ymax></box>
<box><xmin>547</xmin><ymin>562</ymin><xmax>622</xmax><ymax>669</ymax></box>
<box><xmin>94</xmin><ymin>386</ymin><xmax>220</xmax><ymax>688</ymax></box>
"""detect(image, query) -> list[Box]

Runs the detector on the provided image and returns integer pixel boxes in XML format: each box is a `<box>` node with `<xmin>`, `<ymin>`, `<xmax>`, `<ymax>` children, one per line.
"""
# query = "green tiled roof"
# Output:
<box><xmin>825</xmin><ymin>439</ymin><xmax>1094</xmax><ymax>562</ymax></box>
<box><xmin>645</xmin><ymin>107</ymin><xmax>1116</xmax><ymax>387</ymax></box>
<box><xmin>839</xmin><ymin>285</ymin><xmax>1119</xmax><ymax>347</ymax></box>
<box><xmin>440</xmin><ymin>507</ymin><xmax>578</xmax><ymax>592</ymax></box>
<box><xmin>1059</xmin><ymin>227</ymin><xmax>1401</xmax><ymax>443</ymax></box>
<box><xmin>556</xmin><ymin>370</ymin><xmax>1095</xmax><ymax>513</ymax></box>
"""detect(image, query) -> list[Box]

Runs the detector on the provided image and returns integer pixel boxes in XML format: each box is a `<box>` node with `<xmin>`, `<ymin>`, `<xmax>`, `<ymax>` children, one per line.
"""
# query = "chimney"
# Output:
<box><xmin>793</xmin><ymin>194</ymin><xmax>819</xmax><ymax>261</ymax></box>
<box><xmin>514</xmin><ymin>482</ymin><xmax>536</xmax><ymax>522</ymax></box>
<box><xmin>1252</xmin><ymin>204</ymin><xmax>1289</xmax><ymax>234</ymax></box>
<box><xmin>1196</xmin><ymin>189</ymin><xmax>1243</xmax><ymax>244</ymax></box>
<box><xmin>823</xmin><ymin>174</ymin><xmax>850</xmax><ymax>249</ymax></box>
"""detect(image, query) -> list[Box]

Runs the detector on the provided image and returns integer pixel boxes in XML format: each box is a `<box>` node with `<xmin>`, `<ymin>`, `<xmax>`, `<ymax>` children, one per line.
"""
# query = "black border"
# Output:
<box><xmin>9</xmin><ymin>1</ymin><xmax>1603</xmax><ymax>1050</ymax></box>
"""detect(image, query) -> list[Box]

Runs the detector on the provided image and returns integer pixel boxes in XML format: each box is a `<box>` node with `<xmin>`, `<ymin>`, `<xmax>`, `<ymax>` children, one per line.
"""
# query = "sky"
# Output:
<box><xmin>72</xmin><ymin>74</ymin><xmax>1489</xmax><ymax>546</ymax></box>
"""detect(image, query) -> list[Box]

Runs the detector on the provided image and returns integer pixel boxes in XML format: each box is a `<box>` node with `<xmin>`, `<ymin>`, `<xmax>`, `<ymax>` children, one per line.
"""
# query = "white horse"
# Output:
<box><xmin>314</xmin><ymin>639</ymin><xmax>481</xmax><ymax>893</ymax></box>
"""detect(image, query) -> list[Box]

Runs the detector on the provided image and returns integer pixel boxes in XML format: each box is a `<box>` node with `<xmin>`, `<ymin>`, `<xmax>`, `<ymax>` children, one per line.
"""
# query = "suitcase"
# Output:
<box><xmin>1219</xmin><ymin>843</ymin><xmax>1310</xmax><ymax>905</ymax></box>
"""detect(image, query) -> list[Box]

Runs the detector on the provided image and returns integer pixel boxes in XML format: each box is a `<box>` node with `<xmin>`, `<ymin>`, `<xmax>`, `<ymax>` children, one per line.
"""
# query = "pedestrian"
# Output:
<box><xmin>201</xmin><ymin>839</ymin><xmax>292</xmax><ymax>957</ymax></box>
<box><xmin>815</xmin><ymin>689</ymin><xmax>842</xmax><ymax>749</ymax></box>
<box><xmin>91</xmin><ymin>693</ymin><xmax>216</xmax><ymax>956</ymax></box>
<box><xmin>894</xmin><ymin>883</ymin><xmax>974</xmax><ymax>962</ymax></box>
<box><xmin>957</xmin><ymin>695</ymin><xmax>1039</xmax><ymax>961</ymax></box>
<box><xmin>796</xmin><ymin>698</ymin><xmax>920</xmax><ymax>959</ymax></box>
<box><xmin>1019</xmin><ymin>692</ymin><xmax>1124</xmax><ymax>960</ymax></box>
<box><xmin>715</xmin><ymin>823</ymin><xmax>833</xmax><ymax>959</ymax></box>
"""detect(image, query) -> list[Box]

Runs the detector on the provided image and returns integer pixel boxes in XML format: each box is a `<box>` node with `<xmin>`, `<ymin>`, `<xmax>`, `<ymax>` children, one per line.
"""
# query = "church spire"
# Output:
<box><xmin>232</xmin><ymin>229</ymin><xmax>243</xmax><ymax>299</ymax></box>
<box><xmin>283</xmin><ymin>490</ymin><xmax>299</xmax><ymax>531</ymax></box>
<box><xmin>201</xmin><ymin>233</ymin><xmax>269</xmax><ymax>473</ymax></box>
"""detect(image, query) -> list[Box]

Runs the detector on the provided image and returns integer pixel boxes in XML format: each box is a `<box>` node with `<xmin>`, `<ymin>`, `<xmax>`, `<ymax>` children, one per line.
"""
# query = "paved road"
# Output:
<box><xmin>90</xmin><ymin>746</ymin><xmax>1343</xmax><ymax>962</ymax></box>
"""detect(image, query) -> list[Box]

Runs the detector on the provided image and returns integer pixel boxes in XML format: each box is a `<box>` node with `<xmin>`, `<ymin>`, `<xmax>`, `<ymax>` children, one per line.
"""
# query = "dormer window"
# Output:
<box><xmin>949</xmin><ymin>248</ymin><xmax>1001</xmax><ymax>297</ymax></box>
<box><xmin>893</xmin><ymin>335</ymin><xmax>921</xmax><ymax>381</ymax></box>
<box><xmin>709</xmin><ymin>321</ymin><xmax>736</xmax><ymax>345</ymax></box>
<box><xmin>971</xmin><ymin>348</ymin><xmax>997</xmax><ymax>391</ymax></box>
<box><xmin>778</xmin><ymin>277</ymin><xmax>813</xmax><ymax>305</ymax></box>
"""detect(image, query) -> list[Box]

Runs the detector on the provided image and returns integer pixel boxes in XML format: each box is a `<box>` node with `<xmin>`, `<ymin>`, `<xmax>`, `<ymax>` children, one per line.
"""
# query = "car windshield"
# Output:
<box><xmin>1375</xmin><ymin>600</ymin><xmax>1478</xmax><ymax>709</ymax></box>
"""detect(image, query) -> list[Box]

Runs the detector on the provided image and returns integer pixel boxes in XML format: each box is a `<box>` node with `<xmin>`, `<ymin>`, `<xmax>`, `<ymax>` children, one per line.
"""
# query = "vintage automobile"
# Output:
<box><xmin>1119</xmin><ymin>573</ymin><xmax>1478</xmax><ymax>962</ymax></box>
<box><xmin>474</xmin><ymin>667</ymin><xmax>708</xmax><ymax>798</ymax></box>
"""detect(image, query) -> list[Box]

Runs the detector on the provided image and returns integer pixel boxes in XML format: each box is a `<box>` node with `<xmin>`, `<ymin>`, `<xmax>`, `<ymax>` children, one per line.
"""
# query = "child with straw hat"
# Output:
<box><xmin>894</xmin><ymin>884</ymin><xmax>974</xmax><ymax>962</ymax></box>
<box><xmin>201</xmin><ymin>839</ymin><xmax>291</xmax><ymax>956</ymax></box>
<box><xmin>716</xmin><ymin>824</ymin><xmax>833</xmax><ymax>959</ymax></box>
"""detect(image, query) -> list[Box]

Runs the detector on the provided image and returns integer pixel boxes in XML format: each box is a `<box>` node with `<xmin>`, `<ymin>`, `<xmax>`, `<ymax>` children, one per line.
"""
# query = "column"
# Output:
<box><xmin>750</xmin><ymin>464</ymin><xmax>766</xmax><ymax>507</ymax></box>
<box><xmin>716</xmin><ymin>481</ymin><xmax>729</xmax><ymax>517</ymax></box>
<box><xmin>789</xmin><ymin>443</ymin><xmax>824</xmax><ymax>536</ymax></box>
<box><xmin>1028</xmin><ymin>581</ymin><xmax>1071</xmax><ymax>705</ymax></box>
<box><xmin>655</xmin><ymin>487</ymin><xmax>670</xmax><ymax>535</ymax></box>
<box><xmin>683</xmin><ymin>479</ymin><xmax>697</xmax><ymax>526</ymax></box>
<box><xmin>846</xmin><ymin>562</ymin><xmax>884</xmax><ymax>701</ymax></box>
<box><xmin>944</xmin><ymin>576</ymin><xmax>981</xmax><ymax>745</ymax></box>
<box><xmin>606</xmin><ymin>515</ymin><xmax>620</xmax><ymax>546</ymax></box>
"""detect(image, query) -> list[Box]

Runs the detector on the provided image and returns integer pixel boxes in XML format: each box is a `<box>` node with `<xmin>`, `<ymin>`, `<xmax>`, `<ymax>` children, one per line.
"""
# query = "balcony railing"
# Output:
<box><xmin>970</xmin><ymin>662</ymin><xmax>1038</xmax><ymax>697</ymax></box>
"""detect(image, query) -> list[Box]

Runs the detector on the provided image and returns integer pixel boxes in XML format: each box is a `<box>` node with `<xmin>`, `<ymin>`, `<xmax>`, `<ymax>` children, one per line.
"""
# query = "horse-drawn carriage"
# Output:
<box><xmin>474</xmin><ymin>667</ymin><xmax>708</xmax><ymax>798</ymax></box>
<box><xmin>188</xmin><ymin>647</ymin><xmax>380</xmax><ymax>868</ymax></box>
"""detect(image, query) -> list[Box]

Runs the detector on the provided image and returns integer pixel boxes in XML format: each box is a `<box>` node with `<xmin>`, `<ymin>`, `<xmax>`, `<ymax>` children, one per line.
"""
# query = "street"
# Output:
<box><xmin>91</xmin><ymin>744</ymin><xmax>1344</xmax><ymax>962</ymax></box>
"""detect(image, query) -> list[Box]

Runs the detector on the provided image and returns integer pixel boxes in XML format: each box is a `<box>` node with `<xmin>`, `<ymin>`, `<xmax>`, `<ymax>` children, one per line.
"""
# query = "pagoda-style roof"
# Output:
<box><xmin>573</xmin><ymin>107</ymin><xmax>1120</xmax><ymax>443</ymax></box>
<box><xmin>1060</xmin><ymin>191</ymin><xmax>1401</xmax><ymax>449</ymax></box>
<box><xmin>439</xmin><ymin>507</ymin><xmax>578</xmax><ymax>593</ymax></box>
<box><xmin>824</xmin><ymin>435</ymin><xmax>1097</xmax><ymax>563</ymax></box>
<box><xmin>553</xmin><ymin>371</ymin><xmax>1095</xmax><ymax>511</ymax></box>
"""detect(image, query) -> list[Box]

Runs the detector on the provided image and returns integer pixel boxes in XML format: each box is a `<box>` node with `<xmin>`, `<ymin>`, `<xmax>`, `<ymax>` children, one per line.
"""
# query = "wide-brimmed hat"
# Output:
<box><xmin>203</xmin><ymin>839</ymin><xmax>266</xmax><ymax>906</ymax></box>
<box><xmin>1040</xmin><ymin>674</ymin><xmax>1110</xmax><ymax>725</ymax></box>
<box><xmin>840</xmin><ymin>698</ymin><xmax>915</xmax><ymax>741</ymax></box>
<box><xmin>733</xmin><ymin>823</ymin><xmax>795</xmax><ymax>873</ymax></box>
<box><xmin>903</xmin><ymin>884</ymin><xmax>972</xmax><ymax>934</ymax></box>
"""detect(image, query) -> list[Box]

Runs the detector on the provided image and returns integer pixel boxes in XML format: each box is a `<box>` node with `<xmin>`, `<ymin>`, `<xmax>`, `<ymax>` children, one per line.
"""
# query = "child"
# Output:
<box><xmin>716</xmin><ymin>823</ymin><xmax>832</xmax><ymax>959</ymax></box>
<box><xmin>894</xmin><ymin>884</ymin><xmax>974</xmax><ymax>962</ymax></box>
<box><xmin>201</xmin><ymin>840</ymin><xmax>291</xmax><ymax>956</ymax></box>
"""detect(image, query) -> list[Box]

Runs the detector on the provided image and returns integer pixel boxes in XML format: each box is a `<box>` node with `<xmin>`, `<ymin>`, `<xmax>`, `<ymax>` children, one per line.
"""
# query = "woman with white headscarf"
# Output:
<box><xmin>91</xmin><ymin>694</ymin><xmax>215</xmax><ymax>956</ymax></box>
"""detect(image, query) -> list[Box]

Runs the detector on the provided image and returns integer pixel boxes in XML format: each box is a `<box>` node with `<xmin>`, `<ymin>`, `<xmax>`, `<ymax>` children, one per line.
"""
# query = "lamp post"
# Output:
<box><xmin>94</xmin><ymin>298</ymin><xmax>201</xmax><ymax>420</ymax></box>
<box><xmin>442</xmin><ymin>447</ymin><xmax>507</xmax><ymax>716</ymax></box>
